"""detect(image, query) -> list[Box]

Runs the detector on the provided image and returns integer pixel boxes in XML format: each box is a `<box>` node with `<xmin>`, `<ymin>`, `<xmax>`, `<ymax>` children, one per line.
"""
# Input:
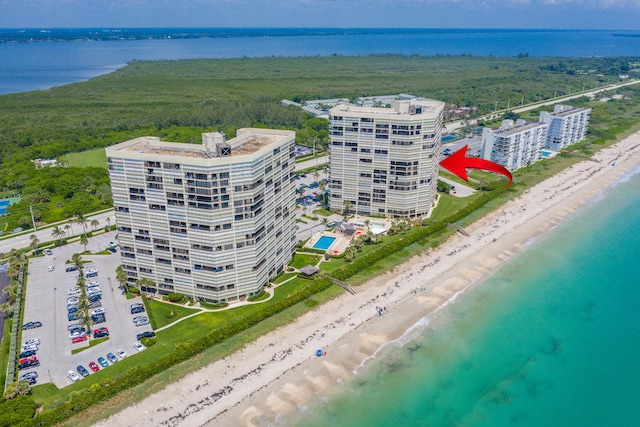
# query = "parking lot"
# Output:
<box><xmin>21</xmin><ymin>231</ymin><xmax>152</xmax><ymax>388</ymax></box>
<box><xmin>293</xmin><ymin>170</ymin><xmax>343</xmax><ymax>241</ymax></box>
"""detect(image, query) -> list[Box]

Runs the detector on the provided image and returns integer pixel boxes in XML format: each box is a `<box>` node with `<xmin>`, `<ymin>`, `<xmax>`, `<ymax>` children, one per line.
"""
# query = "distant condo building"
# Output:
<box><xmin>539</xmin><ymin>105</ymin><xmax>592</xmax><ymax>151</ymax></box>
<box><xmin>328</xmin><ymin>98</ymin><xmax>444</xmax><ymax>217</ymax></box>
<box><xmin>480</xmin><ymin>119</ymin><xmax>548</xmax><ymax>171</ymax></box>
<box><xmin>106</xmin><ymin>128</ymin><xmax>297</xmax><ymax>304</ymax></box>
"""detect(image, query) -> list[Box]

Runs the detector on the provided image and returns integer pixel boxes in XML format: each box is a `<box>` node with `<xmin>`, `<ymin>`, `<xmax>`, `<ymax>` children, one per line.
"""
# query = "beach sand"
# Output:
<box><xmin>95</xmin><ymin>133</ymin><xmax>640</xmax><ymax>427</ymax></box>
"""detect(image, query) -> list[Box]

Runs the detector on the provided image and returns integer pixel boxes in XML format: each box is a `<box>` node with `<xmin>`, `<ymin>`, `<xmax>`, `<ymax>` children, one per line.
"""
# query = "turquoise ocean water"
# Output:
<box><xmin>297</xmin><ymin>164</ymin><xmax>640</xmax><ymax>427</ymax></box>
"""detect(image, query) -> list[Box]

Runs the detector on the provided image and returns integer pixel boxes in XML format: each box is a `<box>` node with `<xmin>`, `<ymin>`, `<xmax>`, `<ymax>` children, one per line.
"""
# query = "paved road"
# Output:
<box><xmin>0</xmin><ymin>211</ymin><xmax>116</xmax><ymax>257</ymax></box>
<box><xmin>444</xmin><ymin>79</ymin><xmax>640</xmax><ymax>133</ymax></box>
<box><xmin>296</xmin><ymin>155</ymin><xmax>328</xmax><ymax>171</ymax></box>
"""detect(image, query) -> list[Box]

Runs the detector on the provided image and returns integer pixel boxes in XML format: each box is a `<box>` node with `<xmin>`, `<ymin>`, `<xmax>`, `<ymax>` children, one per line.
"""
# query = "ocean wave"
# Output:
<box><xmin>609</xmin><ymin>162</ymin><xmax>640</xmax><ymax>188</ymax></box>
<box><xmin>351</xmin><ymin>283</ymin><xmax>473</xmax><ymax>375</ymax></box>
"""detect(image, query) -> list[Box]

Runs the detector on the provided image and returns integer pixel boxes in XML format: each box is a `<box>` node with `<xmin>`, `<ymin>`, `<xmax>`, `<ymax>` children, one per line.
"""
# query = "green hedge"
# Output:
<box><xmin>32</xmin><ymin>278</ymin><xmax>332</xmax><ymax>426</ymax></box>
<box><xmin>331</xmin><ymin>222</ymin><xmax>448</xmax><ymax>281</ymax></box>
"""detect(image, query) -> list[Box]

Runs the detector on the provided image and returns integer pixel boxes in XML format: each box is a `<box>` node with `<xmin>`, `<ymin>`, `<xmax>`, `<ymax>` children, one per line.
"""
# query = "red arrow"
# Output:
<box><xmin>439</xmin><ymin>145</ymin><xmax>513</xmax><ymax>188</ymax></box>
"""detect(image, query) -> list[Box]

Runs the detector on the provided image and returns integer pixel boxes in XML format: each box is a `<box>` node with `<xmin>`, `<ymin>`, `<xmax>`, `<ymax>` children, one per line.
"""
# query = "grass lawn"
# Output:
<box><xmin>70</xmin><ymin>337</ymin><xmax>110</xmax><ymax>355</ymax></box>
<box><xmin>273</xmin><ymin>272</ymin><xmax>298</xmax><ymax>284</ymax></box>
<box><xmin>429</xmin><ymin>192</ymin><xmax>482</xmax><ymax>222</ymax></box>
<box><xmin>0</xmin><ymin>320</ymin><xmax>12</xmax><ymax>387</ymax></box>
<box><xmin>62</xmin><ymin>148</ymin><xmax>108</xmax><ymax>169</ymax></box>
<box><xmin>290</xmin><ymin>253</ymin><xmax>320</xmax><ymax>269</ymax></box>
<box><xmin>147</xmin><ymin>299</ymin><xmax>200</xmax><ymax>329</ymax></box>
<box><xmin>313</xmin><ymin>208</ymin><xmax>333</xmax><ymax>217</ymax></box>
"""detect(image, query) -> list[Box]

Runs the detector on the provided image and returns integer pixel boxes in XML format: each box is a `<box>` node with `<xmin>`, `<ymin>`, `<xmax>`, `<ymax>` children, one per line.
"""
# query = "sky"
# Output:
<box><xmin>0</xmin><ymin>0</ymin><xmax>639</xmax><ymax>30</ymax></box>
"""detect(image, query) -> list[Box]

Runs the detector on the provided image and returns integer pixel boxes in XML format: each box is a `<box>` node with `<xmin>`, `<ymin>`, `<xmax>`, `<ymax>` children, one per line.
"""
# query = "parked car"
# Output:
<box><xmin>133</xmin><ymin>342</ymin><xmax>146</xmax><ymax>352</ymax></box>
<box><xmin>77</xmin><ymin>365</ymin><xmax>89</xmax><ymax>377</ymax></box>
<box><xmin>65</xmin><ymin>265</ymin><xmax>78</xmax><ymax>272</ymax></box>
<box><xmin>19</xmin><ymin>356</ymin><xmax>39</xmax><ymax>370</ymax></box>
<box><xmin>20</xmin><ymin>349</ymin><xmax>37</xmax><ymax>358</ymax></box>
<box><xmin>97</xmin><ymin>357</ymin><xmax>109</xmax><ymax>368</ymax></box>
<box><xmin>106</xmin><ymin>352</ymin><xmax>118</xmax><ymax>364</ymax></box>
<box><xmin>71</xmin><ymin>335</ymin><xmax>88</xmax><ymax>344</ymax></box>
<box><xmin>68</xmin><ymin>311</ymin><xmax>85</xmax><ymax>321</ymax></box>
<box><xmin>21</xmin><ymin>321</ymin><xmax>42</xmax><ymax>330</ymax></box>
<box><xmin>67</xmin><ymin>297</ymin><xmax>79</xmax><ymax>304</ymax></box>
<box><xmin>89</xmin><ymin>361</ymin><xmax>99</xmax><ymax>372</ymax></box>
<box><xmin>442</xmin><ymin>148</ymin><xmax>453</xmax><ymax>156</ymax></box>
<box><xmin>67</xmin><ymin>370</ymin><xmax>80</xmax><ymax>382</ymax></box>
<box><xmin>136</xmin><ymin>331</ymin><xmax>156</xmax><ymax>340</ymax></box>
<box><xmin>47</xmin><ymin>265</ymin><xmax>55</xmax><ymax>272</ymax></box>
<box><xmin>67</xmin><ymin>323</ymin><xmax>82</xmax><ymax>331</ymax></box>
<box><xmin>107</xmin><ymin>247</ymin><xmax>117</xmax><ymax>253</ymax></box>
<box><xmin>116</xmin><ymin>349</ymin><xmax>127</xmax><ymax>359</ymax></box>
<box><xmin>21</xmin><ymin>344</ymin><xmax>38</xmax><ymax>352</ymax></box>
<box><xmin>88</xmin><ymin>294</ymin><xmax>102</xmax><ymax>303</ymax></box>
<box><xmin>132</xmin><ymin>316</ymin><xmax>148</xmax><ymax>323</ymax></box>
<box><xmin>85</xmin><ymin>272</ymin><xmax>98</xmax><ymax>278</ymax></box>
<box><xmin>43</xmin><ymin>249</ymin><xmax>53</xmax><ymax>255</ymax></box>
<box><xmin>131</xmin><ymin>305</ymin><xmax>145</xmax><ymax>314</ymax></box>
<box><xmin>23</xmin><ymin>338</ymin><xmax>40</xmax><ymax>346</ymax></box>
<box><xmin>67</xmin><ymin>288</ymin><xmax>81</xmax><ymax>296</ymax></box>
<box><xmin>19</xmin><ymin>371</ymin><xmax>38</xmax><ymax>381</ymax></box>
<box><xmin>88</xmin><ymin>281</ymin><xmax>100</xmax><ymax>287</ymax></box>
<box><xmin>135</xmin><ymin>319</ymin><xmax>150</xmax><ymax>327</ymax></box>
<box><xmin>90</xmin><ymin>308</ymin><xmax>106</xmax><ymax>316</ymax></box>
<box><xmin>69</xmin><ymin>329</ymin><xmax>87</xmax><ymax>339</ymax></box>
<box><xmin>92</xmin><ymin>314</ymin><xmax>106</xmax><ymax>324</ymax></box>
<box><xmin>88</xmin><ymin>300</ymin><xmax>102</xmax><ymax>309</ymax></box>
<box><xmin>93</xmin><ymin>327</ymin><xmax>109</xmax><ymax>338</ymax></box>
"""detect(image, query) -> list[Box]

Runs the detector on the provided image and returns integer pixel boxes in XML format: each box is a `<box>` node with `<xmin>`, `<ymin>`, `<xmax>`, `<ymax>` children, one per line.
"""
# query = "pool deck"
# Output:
<box><xmin>306</xmin><ymin>231</ymin><xmax>350</xmax><ymax>255</ymax></box>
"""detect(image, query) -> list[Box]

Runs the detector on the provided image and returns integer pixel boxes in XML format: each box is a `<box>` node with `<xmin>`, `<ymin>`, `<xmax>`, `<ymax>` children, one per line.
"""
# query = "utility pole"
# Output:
<box><xmin>494</xmin><ymin>101</ymin><xmax>498</xmax><ymax>112</ymax></box>
<box><xmin>521</xmin><ymin>95</ymin><xmax>524</xmax><ymax>106</ymax></box>
<box><xmin>29</xmin><ymin>205</ymin><xmax>37</xmax><ymax>231</ymax></box>
<box><xmin>507</xmin><ymin>99</ymin><xmax>510</xmax><ymax>110</ymax></box>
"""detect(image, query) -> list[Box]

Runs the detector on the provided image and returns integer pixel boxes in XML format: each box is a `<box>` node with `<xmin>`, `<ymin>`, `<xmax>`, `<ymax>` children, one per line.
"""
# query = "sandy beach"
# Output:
<box><xmin>95</xmin><ymin>132</ymin><xmax>640</xmax><ymax>427</ymax></box>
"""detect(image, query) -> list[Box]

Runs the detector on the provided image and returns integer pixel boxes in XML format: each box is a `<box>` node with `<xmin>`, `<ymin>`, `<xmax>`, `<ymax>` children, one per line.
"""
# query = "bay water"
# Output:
<box><xmin>296</xmin><ymin>164</ymin><xmax>640</xmax><ymax>426</ymax></box>
<box><xmin>2</xmin><ymin>28</ymin><xmax>640</xmax><ymax>95</ymax></box>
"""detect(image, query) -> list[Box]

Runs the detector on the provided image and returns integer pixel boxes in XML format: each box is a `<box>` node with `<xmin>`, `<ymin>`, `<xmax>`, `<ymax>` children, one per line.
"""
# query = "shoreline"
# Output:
<box><xmin>95</xmin><ymin>133</ymin><xmax>640</xmax><ymax>427</ymax></box>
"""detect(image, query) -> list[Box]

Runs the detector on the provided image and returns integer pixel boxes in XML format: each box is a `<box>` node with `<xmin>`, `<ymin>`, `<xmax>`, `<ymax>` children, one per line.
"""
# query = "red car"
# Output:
<box><xmin>88</xmin><ymin>361</ymin><xmax>99</xmax><ymax>372</ymax></box>
<box><xmin>71</xmin><ymin>336</ymin><xmax>88</xmax><ymax>344</ymax></box>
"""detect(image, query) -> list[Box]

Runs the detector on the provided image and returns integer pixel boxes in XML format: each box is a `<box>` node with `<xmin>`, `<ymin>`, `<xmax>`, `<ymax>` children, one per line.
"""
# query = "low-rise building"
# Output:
<box><xmin>480</xmin><ymin>119</ymin><xmax>548</xmax><ymax>171</ymax></box>
<box><xmin>539</xmin><ymin>105</ymin><xmax>591</xmax><ymax>151</ymax></box>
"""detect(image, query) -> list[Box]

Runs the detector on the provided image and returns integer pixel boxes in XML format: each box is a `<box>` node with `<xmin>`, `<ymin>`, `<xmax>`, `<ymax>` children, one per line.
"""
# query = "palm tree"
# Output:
<box><xmin>71</xmin><ymin>253</ymin><xmax>82</xmax><ymax>269</ymax></box>
<box><xmin>322</xmin><ymin>217</ymin><xmax>328</xmax><ymax>229</ymax></box>
<box><xmin>90</xmin><ymin>219</ymin><xmax>99</xmax><ymax>231</ymax></box>
<box><xmin>80</xmin><ymin>234</ymin><xmax>89</xmax><ymax>252</ymax></box>
<box><xmin>115</xmin><ymin>265</ymin><xmax>128</xmax><ymax>293</ymax></box>
<box><xmin>51</xmin><ymin>226</ymin><xmax>65</xmax><ymax>244</ymax></box>
<box><xmin>64</xmin><ymin>224</ymin><xmax>71</xmax><ymax>238</ymax></box>
<box><xmin>106</xmin><ymin>217</ymin><xmax>111</xmax><ymax>228</ymax></box>
<box><xmin>76</xmin><ymin>213</ymin><xmax>88</xmax><ymax>234</ymax></box>
<box><xmin>29</xmin><ymin>234</ymin><xmax>40</xmax><ymax>255</ymax></box>
<box><xmin>67</xmin><ymin>218</ymin><xmax>75</xmax><ymax>236</ymax></box>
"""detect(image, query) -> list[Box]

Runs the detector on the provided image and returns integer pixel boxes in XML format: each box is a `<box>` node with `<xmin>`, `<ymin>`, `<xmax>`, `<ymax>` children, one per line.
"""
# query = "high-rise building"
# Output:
<box><xmin>328</xmin><ymin>99</ymin><xmax>444</xmax><ymax>218</ymax></box>
<box><xmin>540</xmin><ymin>105</ymin><xmax>592</xmax><ymax>151</ymax></box>
<box><xmin>106</xmin><ymin>128</ymin><xmax>297</xmax><ymax>304</ymax></box>
<box><xmin>480</xmin><ymin>119</ymin><xmax>548</xmax><ymax>171</ymax></box>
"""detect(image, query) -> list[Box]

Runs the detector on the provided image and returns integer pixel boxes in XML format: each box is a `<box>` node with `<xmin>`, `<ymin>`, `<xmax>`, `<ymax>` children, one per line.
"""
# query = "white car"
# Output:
<box><xmin>116</xmin><ymin>349</ymin><xmax>127</xmax><ymax>359</ymax></box>
<box><xmin>132</xmin><ymin>342</ymin><xmax>146</xmax><ymax>352</ymax></box>
<box><xmin>67</xmin><ymin>297</ymin><xmax>79</xmax><ymax>304</ymax></box>
<box><xmin>67</xmin><ymin>370</ymin><xmax>79</xmax><ymax>382</ymax></box>
<box><xmin>86</xmin><ymin>268</ymin><xmax>98</xmax><ymax>274</ymax></box>
<box><xmin>21</xmin><ymin>344</ymin><xmax>38</xmax><ymax>352</ymax></box>
<box><xmin>67</xmin><ymin>288</ymin><xmax>80</xmax><ymax>296</ymax></box>
<box><xmin>44</xmin><ymin>249</ymin><xmax>53</xmax><ymax>256</ymax></box>
<box><xmin>90</xmin><ymin>308</ymin><xmax>105</xmax><ymax>315</ymax></box>
<box><xmin>23</xmin><ymin>338</ymin><xmax>40</xmax><ymax>346</ymax></box>
<box><xmin>88</xmin><ymin>281</ymin><xmax>100</xmax><ymax>287</ymax></box>
<box><xmin>47</xmin><ymin>265</ymin><xmax>55</xmax><ymax>272</ymax></box>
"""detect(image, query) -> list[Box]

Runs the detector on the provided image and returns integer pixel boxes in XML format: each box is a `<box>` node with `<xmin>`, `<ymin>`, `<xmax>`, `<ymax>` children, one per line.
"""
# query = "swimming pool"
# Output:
<box><xmin>441</xmin><ymin>135</ymin><xmax>457</xmax><ymax>142</ymax></box>
<box><xmin>0</xmin><ymin>199</ymin><xmax>10</xmax><ymax>215</ymax></box>
<box><xmin>313</xmin><ymin>236</ymin><xmax>336</xmax><ymax>250</ymax></box>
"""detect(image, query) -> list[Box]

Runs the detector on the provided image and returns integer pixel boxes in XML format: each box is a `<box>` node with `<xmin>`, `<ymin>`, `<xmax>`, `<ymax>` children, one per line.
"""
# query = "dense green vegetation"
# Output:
<box><xmin>0</xmin><ymin>55</ymin><xmax>637</xmax><ymax>231</ymax></box>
